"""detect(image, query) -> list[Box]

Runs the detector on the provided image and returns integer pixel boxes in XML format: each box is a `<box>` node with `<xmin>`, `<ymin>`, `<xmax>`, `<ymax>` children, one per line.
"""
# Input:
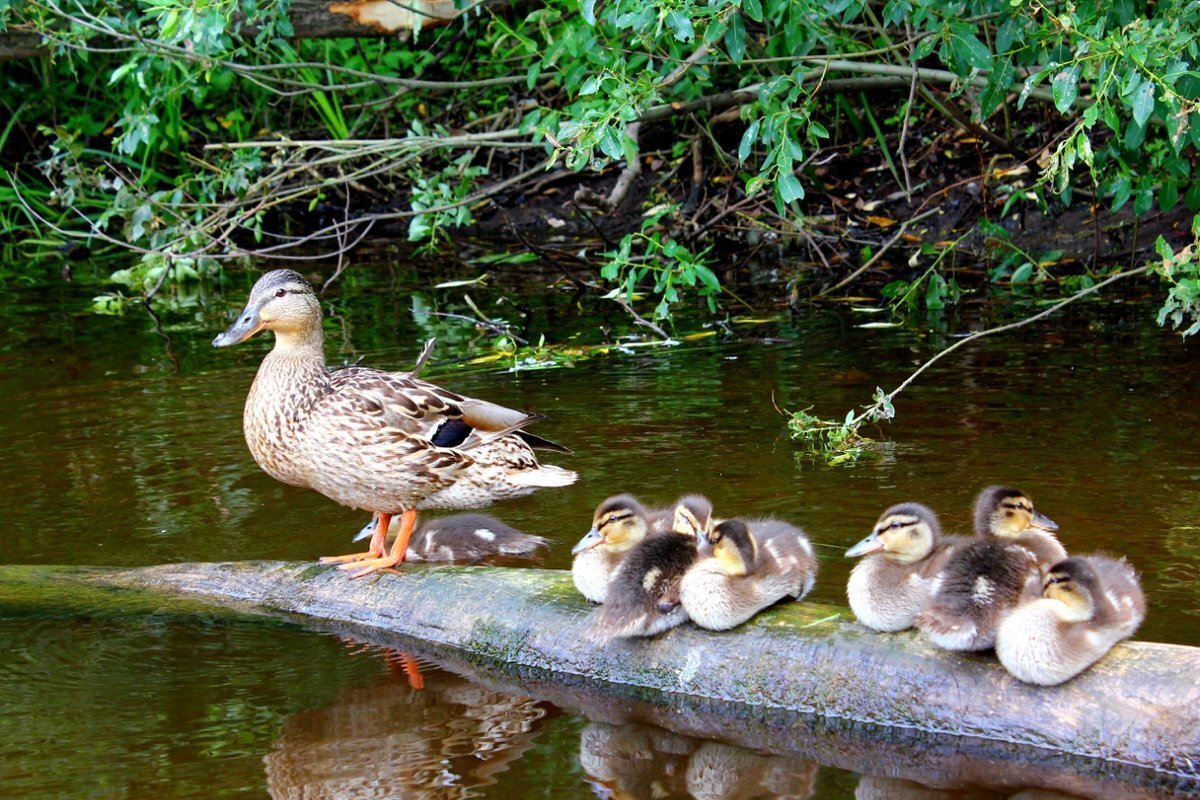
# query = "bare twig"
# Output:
<box><xmin>612</xmin><ymin>295</ymin><xmax>671</xmax><ymax>341</ymax></box>
<box><xmin>818</xmin><ymin>207</ymin><xmax>942</xmax><ymax>296</ymax></box>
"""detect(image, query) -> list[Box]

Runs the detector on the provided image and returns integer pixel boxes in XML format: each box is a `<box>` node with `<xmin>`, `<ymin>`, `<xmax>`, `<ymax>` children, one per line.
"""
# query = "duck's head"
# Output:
<box><xmin>1042</xmin><ymin>558</ymin><xmax>1097</xmax><ymax>621</ymax></box>
<box><xmin>846</xmin><ymin>502</ymin><xmax>941</xmax><ymax>563</ymax></box>
<box><xmin>571</xmin><ymin>494</ymin><xmax>652</xmax><ymax>555</ymax></box>
<box><xmin>699</xmin><ymin>518</ymin><xmax>757</xmax><ymax>576</ymax></box>
<box><xmin>213</xmin><ymin>269</ymin><xmax>322</xmax><ymax>349</ymax></box>
<box><xmin>974</xmin><ymin>485</ymin><xmax>1058</xmax><ymax>539</ymax></box>
<box><xmin>671</xmin><ymin>494</ymin><xmax>715</xmax><ymax>539</ymax></box>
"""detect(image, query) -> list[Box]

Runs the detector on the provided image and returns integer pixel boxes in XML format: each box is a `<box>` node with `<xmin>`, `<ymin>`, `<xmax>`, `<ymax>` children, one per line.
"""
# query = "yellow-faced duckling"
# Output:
<box><xmin>680</xmin><ymin>517</ymin><xmax>818</xmax><ymax>631</ymax></box>
<box><xmin>996</xmin><ymin>555</ymin><xmax>1145</xmax><ymax>685</ymax></box>
<box><xmin>571</xmin><ymin>495</ymin><xmax>672</xmax><ymax>603</ymax></box>
<box><xmin>213</xmin><ymin>269</ymin><xmax>575</xmax><ymax>579</ymax></box>
<box><xmin>845</xmin><ymin>503</ymin><xmax>966</xmax><ymax>633</ymax></box>
<box><xmin>589</xmin><ymin>495</ymin><xmax>713</xmax><ymax>639</ymax></box>
<box><xmin>974</xmin><ymin>485</ymin><xmax>1065</xmax><ymax>568</ymax></box>
<box><xmin>914</xmin><ymin>486</ymin><xmax>1063</xmax><ymax>651</ymax></box>
<box><xmin>352</xmin><ymin>513</ymin><xmax>546</xmax><ymax>562</ymax></box>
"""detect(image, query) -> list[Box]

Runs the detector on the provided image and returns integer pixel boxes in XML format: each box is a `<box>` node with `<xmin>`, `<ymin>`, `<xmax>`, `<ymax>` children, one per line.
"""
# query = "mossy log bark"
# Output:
<box><xmin>66</xmin><ymin>559</ymin><xmax>1200</xmax><ymax>785</ymax></box>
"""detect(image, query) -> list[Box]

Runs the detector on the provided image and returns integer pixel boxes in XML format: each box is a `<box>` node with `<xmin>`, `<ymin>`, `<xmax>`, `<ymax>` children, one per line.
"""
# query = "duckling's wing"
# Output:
<box><xmin>1087</xmin><ymin>555</ymin><xmax>1146</xmax><ymax>634</ymax></box>
<box><xmin>590</xmin><ymin>536</ymin><xmax>695</xmax><ymax>639</ymax></box>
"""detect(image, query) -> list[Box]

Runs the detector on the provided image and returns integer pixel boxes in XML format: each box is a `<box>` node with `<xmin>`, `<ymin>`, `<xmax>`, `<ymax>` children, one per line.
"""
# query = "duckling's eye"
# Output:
<box><xmin>890</xmin><ymin>521</ymin><xmax>903</xmax><ymax>529</ymax></box>
<box><xmin>275</xmin><ymin>288</ymin><xmax>287</xmax><ymax>298</ymax></box>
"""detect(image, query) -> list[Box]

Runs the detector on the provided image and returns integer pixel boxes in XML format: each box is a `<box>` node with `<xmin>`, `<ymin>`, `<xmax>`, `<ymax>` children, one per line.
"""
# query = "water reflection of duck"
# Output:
<box><xmin>212</xmin><ymin>269</ymin><xmax>575</xmax><ymax>578</ymax></box>
<box><xmin>579</xmin><ymin>721</ymin><xmax>817</xmax><ymax>800</ymax></box>
<box><xmin>915</xmin><ymin>487</ymin><xmax>1059</xmax><ymax>651</ymax></box>
<box><xmin>996</xmin><ymin>555</ymin><xmax>1145</xmax><ymax>685</ymax></box>
<box><xmin>571</xmin><ymin>495</ymin><xmax>674</xmax><ymax>603</ymax></box>
<box><xmin>263</xmin><ymin>660</ymin><xmax>547</xmax><ymax>799</ymax></box>
<box><xmin>845</xmin><ymin>502</ymin><xmax>966</xmax><ymax>633</ymax></box>
<box><xmin>680</xmin><ymin>517</ymin><xmax>818</xmax><ymax>631</ymax></box>
<box><xmin>589</xmin><ymin>495</ymin><xmax>712</xmax><ymax>639</ymax></box>
<box><xmin>351</xmin><ymin>512</ymin><xmax>547</xmax><ymax>562</ymax></box>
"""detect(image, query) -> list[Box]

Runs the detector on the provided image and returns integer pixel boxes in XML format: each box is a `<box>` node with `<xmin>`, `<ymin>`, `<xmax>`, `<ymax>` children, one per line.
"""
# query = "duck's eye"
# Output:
<box><xmin>275</xmin><ymin>288</ymin><xmax>287</xmax><ymax>297</ymax></box>
<box><xmin>890</xmin><ymin>521</ymin><xmax>903</xmax><ymax>529</ymax></box>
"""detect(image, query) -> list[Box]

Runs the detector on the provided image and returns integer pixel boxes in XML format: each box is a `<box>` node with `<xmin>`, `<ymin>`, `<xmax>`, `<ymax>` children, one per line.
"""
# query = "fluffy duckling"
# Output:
<box><xmin>588</xmin><ymin>495</ymin><xmax>713</xmax><ymax>639</ymax></box>
<box><xmin>914</xmin><ymin>486</ymin><xmax>1063</xmax><ymax>651</ymax></box>
<box><xmin>351</xmin><ymin>513</ymin><xmax>546</xmax><ymax>562</ymax></box>
<box><xmin>996</xmin><ymin>555</ymin><xmax>1145</xmax><ymax>685</ymax></box>
<box><xmin>974</xmin><ymin>485</ymin><xmax>1065</xmax><ymax>568</ymax></box>
<box><xmin>680</xmin><ymin>518</ymin><xmax>818</xmax><ymax>631</ymax></box>
<box><xmin>845</xmin><ymin>503</ymin><xmax>966</xmax><ymax>632</ymax></box>
<box><xmin>571</xmin><ymin>495</ymin><xmax>672</xmax><ymax>603</ymax></box>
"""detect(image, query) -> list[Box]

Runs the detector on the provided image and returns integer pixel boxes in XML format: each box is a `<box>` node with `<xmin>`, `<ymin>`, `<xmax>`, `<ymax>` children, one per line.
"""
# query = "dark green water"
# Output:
<box><xmin>1</xmin><ymin>261</ymin><xmax>1197</xmax><ymax>798</ymax></box>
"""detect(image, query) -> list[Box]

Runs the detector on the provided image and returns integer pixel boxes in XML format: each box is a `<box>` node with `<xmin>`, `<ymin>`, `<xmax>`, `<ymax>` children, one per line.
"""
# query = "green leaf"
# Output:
<box><xmin>738</xmin><ymin>118</ymin><xmax>761</xmax><ymax>163</ymax></box>
<box><xmin>579</xmin><ymin>76</ymin><xmax>600</xmax><ymax>96</ymax></box>
<box><xmin>1051</xmin><ymin>67</ymin><xmax>1079</xmax><ymax>113</ymax></box>
<box><xmin>725</xmin><ymin>14</ymin><xmax>746</xmax><ymax>65</ymax></box>
<box><xmin>664</xmin><ymin>11</ymin><xmax>694</xmax><ymax>42</ymax></box>
<box><xmin>777</xmin><ymin>173</ymin><xmax>804</xmax><ymax>203</ymax></box>
<box><xmin>1132</xmin><ymin>80</ymin><xmax>1156</xmax><ymax>127</ymax></box>
<box><xmin>980</xmin><ymin>59</ymin><xmax>1015</xmax><ymax>120</ymax></box>
<box><xmin>742</xmin><ymin>0</ymin><xmax>763</xmax><ymax>23</ymax></box>
<box><xmin>581</xmin><ymin>0</ymin><xmax>597</xmax><ymax>25</ymax></box>
<box><xmin>1011</xmin><ymin>262</ymin><xmax>1033</xmax><ymax>284</ymax></box>
<box><xmin>1110</xmin><ymin>174</ymin><xmax>1133</xmax><ymax>211</ymax></box>
<box><xmin>953</xmin><ymin>30</ymin><xmax>993</xmax><ymax>71</ymax></box>
<box><xmin>1160</xmin><ymin>181</ymin><xmax>1179</xmax><ymax>212</ymax></box>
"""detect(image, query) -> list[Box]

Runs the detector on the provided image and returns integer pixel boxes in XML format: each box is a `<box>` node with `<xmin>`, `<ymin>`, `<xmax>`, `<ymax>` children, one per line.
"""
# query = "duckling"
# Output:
<box><xmin>845</xmin><ymin>503</ymin><xmax>966</xmax><ymax>632</ymax></box>
<box><xmin>996</xmin><ymin>555</ymin><xmax>1145</xmax><ymax>685</ymax></box>
<box><xmin>974</xmin><ymin>485</ymin><xmax>1065</xmax><ymax>568</ymax></box>
<box><xmin>351</xmin><ymin>513</ymin><xmax>546</xmax><ymax>562</ymax></box>
<box><xmin>588</xmin><ymin>495</ymin><xmax>713</xmax><ymax>639</ymax></box>
<box><xmin>914</xmin><ymin>486</ymin><xmax>1063</xmax><ymax>651</ymax></box>
<box><xmin>680</xmin><ymin>518</ymin><xmax>818</xmax><ymax>631</ymax></box>
<box><xmin>571</xmin><ymin>495</ymin><xmax>672</xmax><ymax>603</ymax></box>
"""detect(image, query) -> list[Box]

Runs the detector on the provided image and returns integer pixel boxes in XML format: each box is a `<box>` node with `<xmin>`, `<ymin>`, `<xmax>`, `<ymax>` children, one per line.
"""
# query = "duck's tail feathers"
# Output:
<box><xmin>510</xmin><ymin>464</ymin><xmax>578</xmax><ymax>488</ymax></box>
<box><xmin>516</xmin><ymin>430</ymin><xmax>574</xmax><ymax>454</ymax></box>
<box><xmin>459</xmin><ymin>401</ymin><xmax>541</xmax><ymax>434</ymax></box>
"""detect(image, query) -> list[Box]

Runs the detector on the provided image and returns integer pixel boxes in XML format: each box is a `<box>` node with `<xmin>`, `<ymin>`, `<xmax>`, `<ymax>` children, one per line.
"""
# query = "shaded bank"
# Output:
<box><xmin>16</xmin><ymin>560</ymin><xmax>1198</xmax><ymax>788</ymax></box>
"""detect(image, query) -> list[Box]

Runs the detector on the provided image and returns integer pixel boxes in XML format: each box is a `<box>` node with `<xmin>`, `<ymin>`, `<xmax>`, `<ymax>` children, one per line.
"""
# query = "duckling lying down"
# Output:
<box><xmin>587</xmin><ymin>495</ymin><xmax>713</xmax><ymax>639</ymax></box>
<box><xmin>996</xmin><ymin>555</ymin><xmax>1144</xmax><ymax>686</ymax></box>
<box><xmin>352</xmin><ymin>513</ymin><xmax>546</xmax><ymax>562</ymax></box>
<box><xmin>681</xmin><ymin>518</ymin><xmax>818</xmax><ymax>631</ymax></box>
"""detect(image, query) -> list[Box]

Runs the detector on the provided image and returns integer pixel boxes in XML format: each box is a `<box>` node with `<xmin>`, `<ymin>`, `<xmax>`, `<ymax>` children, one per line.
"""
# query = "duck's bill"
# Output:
<box><xmin>845</xmin><ymin>532</ymin><xmax>883</xmax><ymax>557</ymax></box>
<box><xmin>352</xmin><ymin>518</ymin><xmax>377</xmax><ymax>543</ymax></box>
<box><xmin>213</xmin><ymin>306</ymin><xmax>265</xmax><ymax>347</ymax></box>
<box><xmin>571</xmin><ymin>528</ymin><xmax>604</xmax><ymax>555</ymax></box>
<box><xmin>1029</xmin><ymin>511</ymin><xmax>1059</xmax><ymax>532</ymax></box>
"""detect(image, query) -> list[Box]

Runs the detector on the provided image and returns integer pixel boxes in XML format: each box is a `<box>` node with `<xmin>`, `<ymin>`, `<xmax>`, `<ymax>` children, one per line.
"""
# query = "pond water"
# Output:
<box><xmin>0</xmin><ymin>258</ymin><xmax>1197</xmax><ymax>799</ymax></box>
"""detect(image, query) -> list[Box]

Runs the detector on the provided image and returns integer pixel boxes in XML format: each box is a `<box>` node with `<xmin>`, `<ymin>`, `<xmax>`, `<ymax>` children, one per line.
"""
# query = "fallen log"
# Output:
<box><xmin>13</xmin><ymin>560</ymin><xmax>1200</xmax><ymax>794</ymax></box>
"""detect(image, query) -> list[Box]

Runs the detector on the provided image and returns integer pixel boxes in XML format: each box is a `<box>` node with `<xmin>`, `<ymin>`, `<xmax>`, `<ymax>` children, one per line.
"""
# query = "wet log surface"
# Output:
<box><xmin>21</xmin><ymin>560</ymin><xmax>1200</xmax><ymax>794</ymax></box>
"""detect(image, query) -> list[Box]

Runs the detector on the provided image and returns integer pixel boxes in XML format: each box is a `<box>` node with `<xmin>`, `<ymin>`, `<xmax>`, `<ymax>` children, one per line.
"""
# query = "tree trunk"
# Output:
<box><xmin>29</xmin><ymin>558</ymin><xmax>1193</xmax><ymax>792</ymax></box>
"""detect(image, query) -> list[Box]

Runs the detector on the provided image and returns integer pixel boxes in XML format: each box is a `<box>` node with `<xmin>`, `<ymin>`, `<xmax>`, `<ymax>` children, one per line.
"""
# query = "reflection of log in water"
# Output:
<box><xmin>579</xmin><ymin>721</ymin><xmax>818</xmax><ymax>800</ymax></box>
<box><xmin>263</xmin><ymin>653</ymin><xmax>547</xmax><ymax>800</ymax></box>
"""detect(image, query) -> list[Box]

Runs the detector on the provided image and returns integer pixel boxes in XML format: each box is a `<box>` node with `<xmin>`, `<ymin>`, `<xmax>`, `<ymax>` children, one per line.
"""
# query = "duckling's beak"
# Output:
<box><xmin>845</xmin><ymin>531</ymin><xmax>883</xmax><ymax>557</ymax></box>
<box><xmin>213</xmin><ymin>305</ymin><xmax>266</xmax><ymax>347</ymax></box>
<box><xmin>1029</xmin><ymin>511</ymin><xmax>1059</xmax><ymax>532</ymax></box>
<box><xmin>571</xmin><ymin>527</ymin><xmax>604</xmax><ymax>555</ymax></box>
<box><xmin>351</xmin><ymin>518</ymin><xmax>377</xmax><ymax>543</ymax></box>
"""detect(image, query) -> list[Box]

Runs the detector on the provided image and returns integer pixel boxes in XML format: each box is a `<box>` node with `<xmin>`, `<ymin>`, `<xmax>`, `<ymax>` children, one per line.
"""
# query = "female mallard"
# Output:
<box><xmin>213</xmin><ymin>269</ymin><xmax>575</xmax><ymax>578</ymax></box>
<box><xmin>914</xmin><ymin>486</ymin><xmax>1057</xmax><ymax>650</ymax></box>
<box><xmin>845</xmin><ymin>502</ymin><xmax>965</xmax><ymax>632</ymax></box>
<box><xmin>680</xmin><ymin>516</ymin><xmax>818</xmax><ymax>631</ymax></box>
<box><xmin>351</xmin><ymin>512</ymin><xmax>547</xmax><ymax>562</ymax></box>
<box><xmin>996</xmin><ymin>555</ymin><xmax>1145</xmax><ymax>685</ymax></box>
<box><xmin>588</xmin><ymin>494</ymin><xmax>713</xmax><ymax>639</ymax></box>
<box><xmin>571</xmin><ymin>495</ymin><xmax>673</xmax><ymax>603</ymax></box>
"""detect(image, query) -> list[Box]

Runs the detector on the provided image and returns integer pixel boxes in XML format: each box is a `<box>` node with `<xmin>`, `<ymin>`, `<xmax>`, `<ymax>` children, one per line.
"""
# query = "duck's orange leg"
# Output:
<box><xmin>319</xmin><ymin>512</ymin><xmax>391</xmax><ymax>565</ymax></box>
<box><xmin>342</xmin><ymin>509</ymin><xmax>417</xmax><ymax>579</ymax></box>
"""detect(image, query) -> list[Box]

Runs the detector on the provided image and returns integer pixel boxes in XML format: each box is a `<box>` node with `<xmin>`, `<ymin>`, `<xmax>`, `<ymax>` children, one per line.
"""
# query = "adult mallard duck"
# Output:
<box><xmin>996</xmin><ymin>555</ymin><xmax>1145</xmax><ymax>685</ymax></box>
<box><xmin>351</xmin><ymin>512</ymin><xmax>547</xmax><ymax>562</ymax></box>
<box><xmin>680</xmin><ymin>516</ymin><xmax>818</xmax><ymax>631</ymax></box>
<box><xmin>588</xmin><ymin>494</ymin><xmax>713</xmax><ymax>639</ymax></box>
<box><xmin>914</xmin><ymin>486</ymin><xmax>1057</xmax><ymax>650</ymax></box>
<box><xmin>213</xmin><ymin>269</ymin><xmax>576</xmax><ymax>578</ymax></box>
<box><xmin>845</xmin><ymin>502</ymin><xmax>966</xmax><ymax>633</ymax></box>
